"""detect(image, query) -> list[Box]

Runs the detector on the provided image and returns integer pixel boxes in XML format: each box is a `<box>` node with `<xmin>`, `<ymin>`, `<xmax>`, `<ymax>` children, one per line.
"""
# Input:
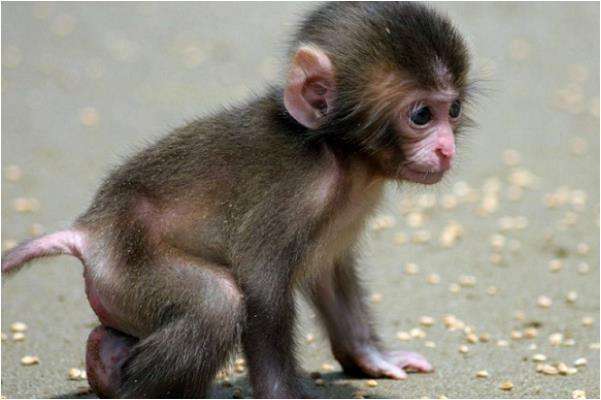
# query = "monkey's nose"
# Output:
<box><xmin>435</xmin><ymin>149</ymin><xmax>453</xmax><ymax>171</ymax></box>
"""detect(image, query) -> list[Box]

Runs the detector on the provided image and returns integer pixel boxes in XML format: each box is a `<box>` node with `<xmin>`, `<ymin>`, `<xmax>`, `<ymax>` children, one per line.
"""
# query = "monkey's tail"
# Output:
<box><xmin>1</xmin><ymin>230</ymin><xmax>86</xmax><ymax>274</ymax></box>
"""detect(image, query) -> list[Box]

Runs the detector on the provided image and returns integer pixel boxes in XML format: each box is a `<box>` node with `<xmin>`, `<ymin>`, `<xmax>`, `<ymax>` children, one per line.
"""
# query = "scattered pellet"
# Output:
<box><xmin>577</xmin><ymin>262</ymin><xmax>590</xmax><ymax>274</ymax></box>
<box><xmin>306</xmin><ymin>333</ymin><xmax>315</xmax><ymax>344</ymax></box>
<box><xmin>394</xmin><ymin>232</ymin><xmax>408</xmax><ymax>245</ymax></box>
<box><xmin>489</xmin><ymin>253</ymin><xmax>503</xmax><ymax>265</ymax></box>
<box><xmin>589</xmin><ymin>343</ymin><xmax>600</xmax><ymax>350</ymax></box>
<box><xmin>528</xmin><ymin>343</ymin><xmax>537</xmax><ymax>350</ymax></box>
<box><xmin>28</xmin><ymin>223</ymin><xmax>45</xmax><ymax>236</ymax></box>
<box><xmin>12</xmin><ymin>332</ymin><xmax>25</xmax><ymax>341</ymax></box>
<box><xmin>479</xmin><ymin>333</ymin><xmax>491</xmax><ymax>343</ymax></box>
<box><xmin>21</xmin><ymin>355</ymin><xmax>39</xmax><ymax>366</ymax></box>
<box><xmin>573</xmin><ymin>358</ymin><xmax>587</xmax><ymax>367</ymax></box>
<box><xmin>424</xmin><ymin>341</ymin><xmax>436</xmax><ymax>348</ymax></box>
<box><xmin>407</xmin><ymin>212</ymin><xmax>424</xmax><ymax>228</ymax></box>
<box><xmin>426</xmin><ymin>273</ymin><xmax>440</xmax><ymax>284</ymax></box>
<box><xmin>532</xmin><ymin>354</ymin><xmax>547</xmax><ymax>362</ymax></box>
<box><xmin>549</xmin><ymin>333</ymin><xmax>563</xmax><ymax>346</ymax></box>
<box><xmin>581</xmin><ymin>316</ymin><xmax>594</xmax><ymax>327</ymax></box>
<box><xmin>499</xmin><ymin>380</ymin><xmax>514</xmax><ymax>391</ymax></box>
<box><xmin>397</xmin><ymin>331</ymin><xmax>411</xmax><ymax>341</ymax></box>
<box><xmin>459</xmin><ymin>345</ymin><xmax>469</xmax><ymax>354</ymax></box>
<box><xmin>370</xmin><ymin>293</ymin><xmax>383</xmax><ymax>303</ymax></box>
<box><xmin>3</xmin><ymin>239</ymin><xmax>17</xmax><ymax>251</ymax></box>
<box><xmin>410</xmin><ymin>327</ymin><xmax>426</xmax><ymax>339</ymax></box>
<box><xmin>439</xmin><ymin>221</ymin><xmax>463</xmax><ymax>248</ymax></box>
<box><xmin>572</xmin><ymin>390</ymin><xmax>586</xmax><ymax>399</ymax></box>
<box><xmin>10</xmin><ymin>322</ymin><xmax>28</xmax><ymax>333</ymax></box>
<box><xmin>539</xmin><ymin>364</ymin><xmax>559</xmax><ymax>375</ymax></box>
<box><xmin>466</xmin><ymin>333</ymin><xmax>478</xmax><ymax>344</ymax></box>
<box><xmin>475</xmin><ymin>370</ymin><xmax>489</xmax><ymax>378</ymax></box>
<box><xmin>489</xmin><ymin>234</ymin><xmax>506</xmax><ymax>251</ymax></box>
<box><xmin>321</xmin><ymin>363</ymin><xmax>335</xmax><ymax>372</ymax></box>
<box><xmin>68</xmin><ymin>368</ymin><xmax>86</xmax><ymax>380</ymax></box>
<box><xmin>557</xmin><ymin>362</ymin><xmax>569</xmax><ymax>375</ymax></box>
<box><xmin>548</xmin><ymin>259</ymin><xmax>563</xmax><ymax>272</ymax></box>
<box><xmin>314</xmin><ymin>378</ymin><xmax>326</xmax><ymax>387</ymax></box>
<box><xmin>566</xmin><ymin>291</ymin><xmax>578</xmax><ymax>303</ymax></box>
<box><xmin>13</xmin><ymin>197</ymin><xmax>40</xmax><ymax>213</ymax></box>
<box><xmin>448</xmin><ymin>283</ymin><xmax>461</xmax><ymax>293</ymax></box>
<box><xmin>571</xmin><ymin>138</ymin><xmax>587</xmax><ymax>155</ymax></box>
<box><xmin>537</xmin><ymin>295</ymin><xmax>552</xmax><ymax>308</ymax></box>
<box><xmin>441</xmin><ymin>194</ymin><xmax>458</xmax><ymax>210</ymax></box>
<box><xmin>496</xmin><ymin>340</ymin><xmax>508</xmax><ymax>347</ymax></box>
<box><xmin>566</xmin><ymin>367</ymin><xmax>578</xmax><ymax>375</ymax></box>
<box><xmin>412</xmin><ymin>230</ymin><xmax>431</xmax><ymax>244</ymax></box>
<box><xmin>366</xmin><ymin>379</ymin><xmax>378</xmax><ymax>388</ymax></box>
<box><xmin>510</xmin><ymin>330</ymin><xmax>523</xmax><ymax>340</ymax></box>
<box><xmin>5</xmin><ymin>165</ymin><xmax>22</xmax><ymax>182</ymax></box>
<box><xmin>459</xmin><ymin>275</ymin><xmax>476</xmax><ymax>287</ymax></box>
<box><xmin>404</xmin><ymin>263</ymin><xmax>420</xmax><ymax>275</ymax></box>
<box><xmin>486</xmin><ymin>286</ymin><xmax>499</xmax><ymax>296</ymax></box>
<box><xmin>371</xmin><ymin>215</ymin><xmax>396</xmax><ymax>231</ymax></box>
<box><xmin>563</xmin><ymin>338</ymin><xmax>576</xmax><ymax>347</ymax></box>
<box><xmin>524</xmin><ymin>327</ymin><xmax>538</xmax><ymax>339</ymax></box>
<box><xmin>576</xmin><ymin>242</ymin><xmax>590</xmax><ymax>255</ymax></box>
<box><xmin>515</xmin><ymin>310</ymin><xmax>526</xmax><ymax>321</ymax></box>
<box><xmin>419</xmin><ymin>316</ymin><xmax>435</xmax><ymax>327</ymax></box>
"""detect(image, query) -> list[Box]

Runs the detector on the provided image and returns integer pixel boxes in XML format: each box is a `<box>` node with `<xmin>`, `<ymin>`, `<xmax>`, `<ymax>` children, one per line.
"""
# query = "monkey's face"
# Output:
<box><xmin>381</xmin><ymin>89</ymin><xmax>461</xmax><ymax>185</ymax></box>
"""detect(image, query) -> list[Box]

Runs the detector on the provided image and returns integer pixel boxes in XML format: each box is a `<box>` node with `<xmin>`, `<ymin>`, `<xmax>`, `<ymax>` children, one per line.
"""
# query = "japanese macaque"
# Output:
<box><xmin>2</xmin><ymin>2</ymin><xmax>473</xmax><ymax>398</ymax></box>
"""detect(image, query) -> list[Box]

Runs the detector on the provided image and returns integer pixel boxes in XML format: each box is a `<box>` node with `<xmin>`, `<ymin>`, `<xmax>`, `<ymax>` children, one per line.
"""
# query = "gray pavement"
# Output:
<box><xmin>1</xmin><ymin>2</ymin><xmax>599</xmax><ymax>399</ymax></box>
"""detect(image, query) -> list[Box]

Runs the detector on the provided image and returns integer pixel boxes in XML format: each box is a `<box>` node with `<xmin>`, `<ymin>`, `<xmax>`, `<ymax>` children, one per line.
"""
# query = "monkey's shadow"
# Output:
<box><xmin>55</xmin><ymin>372</ymin><xmax>391</xmax><ymax>399</ymax></box>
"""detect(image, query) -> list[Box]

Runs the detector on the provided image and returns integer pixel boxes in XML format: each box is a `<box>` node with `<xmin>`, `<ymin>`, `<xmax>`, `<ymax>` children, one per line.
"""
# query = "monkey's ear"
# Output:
<box><xmin>284</xmin><ymin>45</ymin><xmax>335</xmax><ymax>129</ymax></box>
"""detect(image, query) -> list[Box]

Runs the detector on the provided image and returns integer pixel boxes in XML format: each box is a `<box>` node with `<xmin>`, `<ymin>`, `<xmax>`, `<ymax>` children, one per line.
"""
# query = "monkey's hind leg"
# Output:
<box><xmin>89</xmin><ymin>258</ymin><xmax>244</xmax><ymax>398</ymax></box>
<box><xmin>122</xmin><ymin>263</ymin><xmax>244</xmax><ymax>398</ymax></box>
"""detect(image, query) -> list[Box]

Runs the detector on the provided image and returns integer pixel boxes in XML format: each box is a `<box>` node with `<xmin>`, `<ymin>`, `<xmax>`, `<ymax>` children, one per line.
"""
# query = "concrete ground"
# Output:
<box><xmin>1</xmin><ymin>2</ymin><xmax>599</xmax><ymax>399</ymax></box>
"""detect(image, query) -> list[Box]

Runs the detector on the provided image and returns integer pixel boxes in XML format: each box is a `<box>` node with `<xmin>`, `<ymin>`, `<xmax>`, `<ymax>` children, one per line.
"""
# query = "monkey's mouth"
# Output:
<box><xmin>399</xmin><ymin>165</ymin><xmax>445</xmax><ymax>185</ymax></box>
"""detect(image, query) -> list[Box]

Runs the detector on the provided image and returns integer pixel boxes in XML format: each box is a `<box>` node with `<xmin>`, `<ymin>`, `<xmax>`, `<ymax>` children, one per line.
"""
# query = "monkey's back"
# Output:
<box><xmin>76</xmin><ymin>93</ymin><xmax>326</xmax><ymax>266</ymax></box>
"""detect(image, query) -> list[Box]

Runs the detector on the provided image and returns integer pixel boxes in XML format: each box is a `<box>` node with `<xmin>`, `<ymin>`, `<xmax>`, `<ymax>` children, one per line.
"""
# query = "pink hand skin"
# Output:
<box><xmin>335</xmin><ymin>345</ymin><xmax>433</xmax><ymax>380</ymax></box>
<box><xmin>306</xmin><ymin>254</ymin><xmax>433</xmax><ymax>381</ymax></box>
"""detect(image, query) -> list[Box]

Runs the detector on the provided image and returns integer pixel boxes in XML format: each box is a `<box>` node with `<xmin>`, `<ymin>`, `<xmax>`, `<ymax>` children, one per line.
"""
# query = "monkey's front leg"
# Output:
<box><xmin>308</xmin><ymin>255</ymin><xmax>433</xmax><ymax>380</ymax></box>
<box><xmin>242</xmin><ymin>287</ymin><xmax>306</xmax><ymax>398</ymax></box>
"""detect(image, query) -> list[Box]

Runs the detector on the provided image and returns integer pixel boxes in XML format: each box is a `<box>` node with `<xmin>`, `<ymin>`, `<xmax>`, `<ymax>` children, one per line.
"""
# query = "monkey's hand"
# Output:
<box><xmin>335</xmin><ymin>345</ymin><xmax>433</xmax><ymax>380</ymax></box>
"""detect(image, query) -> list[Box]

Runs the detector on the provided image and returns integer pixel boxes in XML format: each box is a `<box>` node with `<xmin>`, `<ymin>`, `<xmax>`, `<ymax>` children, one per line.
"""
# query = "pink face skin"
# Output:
<box><xmin>395</xmin><ymin>90</ymin><xmax>461</xmax><ymax>185</ymax></box>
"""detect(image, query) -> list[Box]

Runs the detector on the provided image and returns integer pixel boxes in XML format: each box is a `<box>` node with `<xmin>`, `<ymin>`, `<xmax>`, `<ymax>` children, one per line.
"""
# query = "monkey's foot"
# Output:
<box><xmin>86</xmin><ymin>325</ymin><xmax>137</xmax><ymax>398</ymax></box>
<box><xmin>337</xmin><ymin>346</ymin><xmax>433</xmax><ymax>380</ymax></box>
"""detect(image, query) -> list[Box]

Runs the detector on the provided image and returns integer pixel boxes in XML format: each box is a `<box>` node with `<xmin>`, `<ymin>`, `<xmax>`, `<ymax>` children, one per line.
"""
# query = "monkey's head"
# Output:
<box><xmin>283</xmin><ymin>2</ymin><xmax>473</xmax><ymax>185</ymax></box>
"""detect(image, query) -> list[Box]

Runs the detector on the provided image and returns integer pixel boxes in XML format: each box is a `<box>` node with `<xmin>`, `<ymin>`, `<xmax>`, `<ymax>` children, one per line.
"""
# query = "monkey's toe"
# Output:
<box><xmin>384</xmin><ymin>350</ymin><xmax>433</xmax><ymax>373</ymax></box>
<box><xmin>339</xmin><ymin>347</ymin><xmax>432</xmax><ymax>381</ymax></box>
<box><xmin>86</xmin><ymin>325</ymin><xmax>137</xmax><ymax>398</ymax></box>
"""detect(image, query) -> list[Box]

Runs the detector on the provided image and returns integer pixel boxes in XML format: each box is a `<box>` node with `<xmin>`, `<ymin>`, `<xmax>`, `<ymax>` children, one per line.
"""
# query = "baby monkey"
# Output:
<box><xmin>3</xmin><ymin>2</ymin><xmax>472</xmax><ymax>398</ymax></box>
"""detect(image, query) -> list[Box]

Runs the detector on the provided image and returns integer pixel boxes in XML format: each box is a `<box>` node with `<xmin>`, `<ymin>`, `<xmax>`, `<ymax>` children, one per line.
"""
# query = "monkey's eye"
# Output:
<box><xmin>449</xmin><ymin>100</ymin><xmax>462</xmax><ymax>119</ymax></box>
<box><xmin>409</xmin><ymin>106</ymin><xmax>432</xmax><ymax>126</ymax></box>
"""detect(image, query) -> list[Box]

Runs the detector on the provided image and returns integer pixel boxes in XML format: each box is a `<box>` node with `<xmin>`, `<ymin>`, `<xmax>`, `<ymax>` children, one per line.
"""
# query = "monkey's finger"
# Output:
<box><xmin>379</xmin><ymin>361</ymin><xmax>408</xmax><ymax>380</ymax></box>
